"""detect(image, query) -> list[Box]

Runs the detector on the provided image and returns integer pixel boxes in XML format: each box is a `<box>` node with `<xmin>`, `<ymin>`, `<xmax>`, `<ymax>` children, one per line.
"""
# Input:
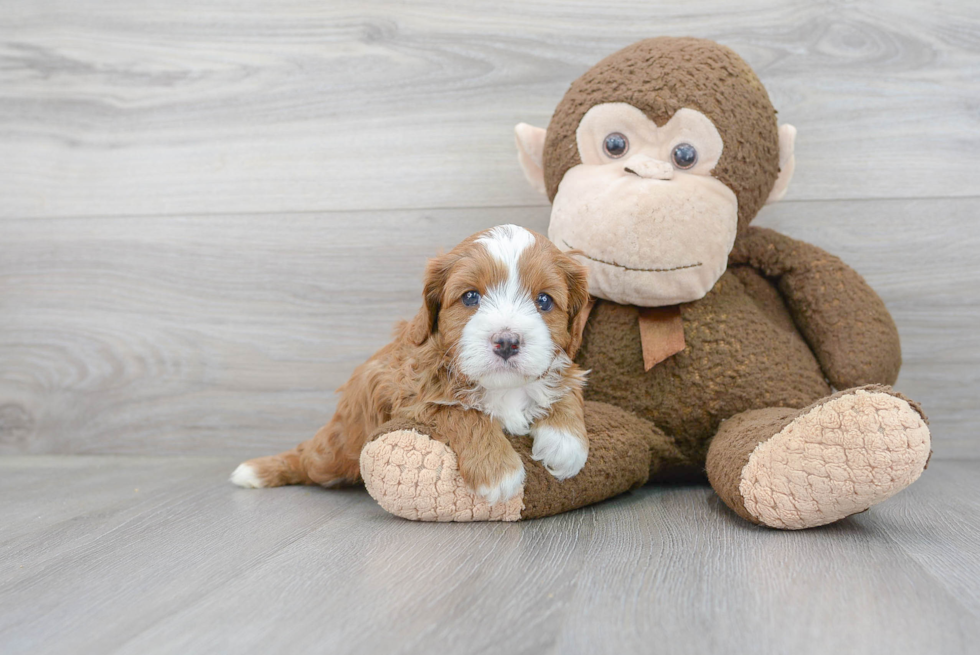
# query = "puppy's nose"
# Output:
<box><xmin>491</xmin><ymin>332</ymin><xmax>522</xmax><ymax>361</ymax></box>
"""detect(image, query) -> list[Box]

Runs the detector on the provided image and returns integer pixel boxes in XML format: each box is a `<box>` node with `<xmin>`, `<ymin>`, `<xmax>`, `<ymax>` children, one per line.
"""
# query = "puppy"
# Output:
<box><xmin>231</xmin><ymin>225</ymin><xmax>591</xmax><ymax>503</ymax></box>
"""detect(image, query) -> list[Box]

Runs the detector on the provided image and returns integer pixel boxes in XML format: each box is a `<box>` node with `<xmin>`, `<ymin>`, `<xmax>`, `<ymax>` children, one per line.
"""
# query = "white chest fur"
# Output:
<box><xmin>473</xmin><ymin>377</ymin><xmax>567</xmax><ymax>436</ymax></box>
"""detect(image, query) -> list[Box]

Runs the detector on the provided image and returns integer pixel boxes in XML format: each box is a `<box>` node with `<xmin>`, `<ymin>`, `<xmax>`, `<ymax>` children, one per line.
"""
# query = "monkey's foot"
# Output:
<box><xmin>712</xmin><ymin>387</ymin><xmax>931</xmax><ymax>530</ymax></box>
<box><xmin>360</xmin><ymin>430</ymin><xmax>524</xmax><ymax>522</ymax></box>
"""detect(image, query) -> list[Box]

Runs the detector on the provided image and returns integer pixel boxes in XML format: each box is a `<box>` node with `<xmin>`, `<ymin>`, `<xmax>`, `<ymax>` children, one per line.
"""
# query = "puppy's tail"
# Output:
<box><xmin>230</xmin><ymin>447</ymin><xmax>313</xmax><ymax>489</ymax></box>
<box><xmin>230</xmin><ymin>423</ymin><xmax>362</xmax><ymax>489</ymax></box>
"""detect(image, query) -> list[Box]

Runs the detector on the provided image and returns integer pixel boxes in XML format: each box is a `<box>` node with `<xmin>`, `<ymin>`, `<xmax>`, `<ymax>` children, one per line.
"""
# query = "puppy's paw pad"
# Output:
<box><xmin>230</xmin><ymin>463</ymin><xmax>264</xmax><ymax>488</ymax></box>
<box><xmin>531</xmin><ymin>426</ymin><xmax>588</xmax><ymax>480</ymax></box>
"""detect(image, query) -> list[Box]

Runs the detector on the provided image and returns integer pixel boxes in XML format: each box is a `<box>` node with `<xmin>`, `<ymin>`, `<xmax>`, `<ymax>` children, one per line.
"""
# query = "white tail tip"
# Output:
<box><xmin>230</xmin><ymin>463</ymin><xmax>264</xmax><ymax>488</ymax></box>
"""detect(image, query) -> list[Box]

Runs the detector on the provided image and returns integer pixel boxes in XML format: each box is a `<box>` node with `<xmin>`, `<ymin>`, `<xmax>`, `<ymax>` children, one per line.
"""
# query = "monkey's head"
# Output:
<box><xmin>515</xmin><ymin>37</ymin><xmax>796</xmax><ymax>307</ymax></box>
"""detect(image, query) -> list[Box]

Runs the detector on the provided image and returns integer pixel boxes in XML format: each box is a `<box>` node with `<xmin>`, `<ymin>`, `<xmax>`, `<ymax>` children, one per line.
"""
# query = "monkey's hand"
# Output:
<box><xmin>729</xmin><ymin>226</ymin><xmax>901</xmax><ymax>389</ymax></box>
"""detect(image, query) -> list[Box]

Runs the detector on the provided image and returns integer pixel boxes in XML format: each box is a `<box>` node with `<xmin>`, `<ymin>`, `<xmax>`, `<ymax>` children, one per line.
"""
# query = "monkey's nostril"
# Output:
<box><xmin>491</xmin><ymin>332</ymin><xmax>522</xmax><ymax>361</ymax></box>
<box><xmin>624</xmin><ymin>159</ymin><xmax>674</xmax><ymax>180</ymax></box>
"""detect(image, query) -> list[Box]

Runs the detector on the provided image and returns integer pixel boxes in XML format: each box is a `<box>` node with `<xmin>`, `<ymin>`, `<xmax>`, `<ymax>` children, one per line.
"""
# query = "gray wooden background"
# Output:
<box><xmin>2</xmin><ymin>0</ymin><xmax>978</xmax><ymax>459</ymax></box>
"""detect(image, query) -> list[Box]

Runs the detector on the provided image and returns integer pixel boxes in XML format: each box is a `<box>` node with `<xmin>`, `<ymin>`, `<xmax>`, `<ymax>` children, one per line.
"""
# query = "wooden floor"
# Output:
<box><xmin>2</xmin><ymin>456</ymin><xmax>979</xmax><ymax>655</ymax></box>
<box><xmin>3</xmin><ymin>2</ymin><xmax>979</xmax><ymax>654</ymax></box>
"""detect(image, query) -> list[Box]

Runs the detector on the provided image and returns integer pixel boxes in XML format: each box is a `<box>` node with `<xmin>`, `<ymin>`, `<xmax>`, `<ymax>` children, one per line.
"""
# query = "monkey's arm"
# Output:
<box><xmin>728</xmin><ymin>226</ymin><xmax>901</xmax><ymax>388</ymax></box>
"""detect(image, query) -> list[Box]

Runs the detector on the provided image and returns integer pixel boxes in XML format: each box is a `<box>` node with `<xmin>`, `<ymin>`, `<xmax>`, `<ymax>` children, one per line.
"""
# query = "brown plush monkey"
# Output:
<box><xmin>359</xmin><ymin>37</ymin><xmax>931</xmax><ymax>529</ymax></box>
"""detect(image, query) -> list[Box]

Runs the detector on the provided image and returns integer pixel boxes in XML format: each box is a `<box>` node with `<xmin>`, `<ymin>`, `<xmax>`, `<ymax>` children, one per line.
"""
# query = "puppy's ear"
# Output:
<box><xmin>558</xmin><ymin>252</ymin><xmax>592</xmax><ymax>357</ymax></box>
<box><xmin>408</xmin><ymin>252</ymin><xmax>454</xmax><ymax>346</ymax></box>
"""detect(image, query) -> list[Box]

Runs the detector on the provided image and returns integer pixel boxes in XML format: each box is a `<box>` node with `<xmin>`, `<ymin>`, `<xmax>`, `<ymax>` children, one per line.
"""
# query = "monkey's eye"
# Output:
<box><xmin>535</xmin><ymin>293</ymin><xmax>554</xmax><ymax>312</ymax></box>
<box><xmin>602</xmin><ymin>133</ymin><xmax>629</xmax><ymax>158</ymax></box>
<box><xmin>671</xmin><ymin>143</ymin><xmax>698</xmax><ymax>169</ymax></box>
<box><xmin>461</xmin><ymin>290</ymin><xmax>481</xmax><ymax>307</ymax></box>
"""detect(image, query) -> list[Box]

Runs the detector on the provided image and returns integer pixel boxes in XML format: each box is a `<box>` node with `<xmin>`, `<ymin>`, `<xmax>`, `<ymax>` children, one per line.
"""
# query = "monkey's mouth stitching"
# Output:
<box><xmin>562</xmin><ymin>240</ymin><xmax>702</xmax><ymax>273</ymax></box>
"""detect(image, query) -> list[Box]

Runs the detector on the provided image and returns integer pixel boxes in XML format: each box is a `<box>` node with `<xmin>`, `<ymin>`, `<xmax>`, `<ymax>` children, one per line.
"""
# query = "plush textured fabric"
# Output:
<box><xmin>543</xmin><ymin>37</ymin><xmax>780</xmax><ymax>233</ymax></box>
<box><xmin>520</xmin><ymin>401</ymin><xmax>670</xmax><ymax>519</ymax></box>
<box><xmin>730</xmin><ymin>227</ymin><xmax>903</xmax><ymax>388</ymax></box>
<box><xmin>549</xmin><ymin>104</ymin><xmax>741</xmax><ymax>307</ymax></box>
<box><xmin>361</xmin><ymin>240</ymin><xmax>915</xmax><ymax>524</ymax></box>
<box><xmin>359</xmin><ymin>37</ymin><xmax>930</xmax><ymax>528</ymax></box>
<box><xmin>362</xmin><ymin>402</ymin><xmax>680</xmax><ymax>520</ymax></box>
<box><xmin>706</xmin><ymin>407</ymin><xmax>802</xmax><ymax>524</ymax></box>
<box><xmin>714</xmin><ymin>386</ymin><xmax>931</xmax><ymax>529</ymax></box>
<box><xmin>576</xmin><ymin>267</ymin><xmax>833</xmax><ymax>463</ymax></box>
<box><xmin>361</xmin><ymin>429</ymin><xmax>524</xmax><ymax>522</ymax></box>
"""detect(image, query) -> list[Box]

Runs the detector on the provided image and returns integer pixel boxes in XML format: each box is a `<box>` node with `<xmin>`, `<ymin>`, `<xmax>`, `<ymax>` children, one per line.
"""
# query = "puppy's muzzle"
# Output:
<box><xmin>491</xmin><ymin>331</ymin><xmax>522</xmax><ymax>361</ymax></box>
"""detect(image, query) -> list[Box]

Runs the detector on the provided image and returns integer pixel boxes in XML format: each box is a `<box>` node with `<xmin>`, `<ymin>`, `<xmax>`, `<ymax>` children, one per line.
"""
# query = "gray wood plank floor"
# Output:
<box><xmin>1</xmin><ymin>456</ymin><xmax>978</xmax><ymax>655</ymax></box>
<box><xmin>2</xmin><ymin>2</ymin><xmax>978</xmax><ymax>653</ymax></box>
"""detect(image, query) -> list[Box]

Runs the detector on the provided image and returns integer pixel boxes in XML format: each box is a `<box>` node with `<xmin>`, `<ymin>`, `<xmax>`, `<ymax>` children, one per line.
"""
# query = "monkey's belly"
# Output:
<box><xmin>576</xmin><ymin>270</ymin><xmax>831</xmax><ymax>462</ymax></box>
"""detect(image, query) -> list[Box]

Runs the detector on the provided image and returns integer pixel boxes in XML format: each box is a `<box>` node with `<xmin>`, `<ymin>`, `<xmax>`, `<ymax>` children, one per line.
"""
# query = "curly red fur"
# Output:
<box><xmin>238</xmin><ymin>227</ymin><xmax>590</xmax><ymax>496</ymax></box>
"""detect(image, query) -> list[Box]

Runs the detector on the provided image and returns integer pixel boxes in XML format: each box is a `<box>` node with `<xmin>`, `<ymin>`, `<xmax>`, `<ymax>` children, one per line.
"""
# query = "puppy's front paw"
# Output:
<box><xmin>464</xmin><ymin>448</ymin><xmax>526</xmax><ymax>505</ymax></box>
<box><xmin>476</xmin><ymin>466</ymin><xmax>526</xmax><ymax>505</ymax></box>
<box><xmin>531</xmin><ymin>425</ymin><xmax>588</xmax><ymax>480</ymax></box>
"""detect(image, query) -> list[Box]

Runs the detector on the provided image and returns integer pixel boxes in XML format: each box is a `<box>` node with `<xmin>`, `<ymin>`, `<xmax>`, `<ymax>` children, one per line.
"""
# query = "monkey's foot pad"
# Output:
<box><xmin>360</xmin><ymin>430</ymin><xmax>524</xmax><ymax>522</ymax></box>
<box><xmin>740</xmin><ymin>389</ymin><xmax>931</xmax><ymax>530</ymax></box>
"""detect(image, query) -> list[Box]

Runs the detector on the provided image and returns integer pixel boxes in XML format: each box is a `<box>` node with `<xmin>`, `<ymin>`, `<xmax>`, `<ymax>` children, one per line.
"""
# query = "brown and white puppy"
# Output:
<box><xmin>231</xmin><ymin>225</ymin><xmax>591</xmax><ymax>503</ymax></box>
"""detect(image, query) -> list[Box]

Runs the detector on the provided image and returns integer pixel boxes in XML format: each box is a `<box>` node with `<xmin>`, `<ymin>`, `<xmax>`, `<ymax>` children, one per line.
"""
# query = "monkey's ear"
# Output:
<box><xmin>514</xmin><ymin>123</ymin><xmax>548</xmax><ymax>196</ymax></box>
<box><xmin>766</xmin><ymin>124</ymin><xmax>797</xmax><ymax>205</ymax></box>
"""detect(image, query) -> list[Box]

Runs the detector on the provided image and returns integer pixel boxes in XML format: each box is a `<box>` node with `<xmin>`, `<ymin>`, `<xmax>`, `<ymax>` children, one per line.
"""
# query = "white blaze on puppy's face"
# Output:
<box><xmin>457</xmin><ymin>225</ymin><xmax>554</xmax><ymax>390</ymax></box>
<box><xmin>431</xmin><ymin>224</ymin><xmax>588</xmax><ymax>439</ymax></box>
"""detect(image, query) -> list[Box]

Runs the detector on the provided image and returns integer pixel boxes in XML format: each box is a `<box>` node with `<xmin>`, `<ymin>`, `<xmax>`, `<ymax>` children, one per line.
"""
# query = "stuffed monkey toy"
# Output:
<box><xmin>359</xmin><ymin>37</ymin><xmax>932</xmax><ymax>528</ymax></box>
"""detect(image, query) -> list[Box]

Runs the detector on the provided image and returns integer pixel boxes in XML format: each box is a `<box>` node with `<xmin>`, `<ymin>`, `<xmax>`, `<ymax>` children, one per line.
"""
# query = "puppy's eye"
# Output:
<box><xmin>671</xmin><ymin>143</ymin><xmax>698</xmax><ymax>169</ymax></box>
<box><xmin>461</xmin><ymin>290</ymin><xmax>481</xmax><ymax>307</ymax></box>
<box><xmin>535</xmin><ymin>293</ymin><xmax>554</xmax><ymax>312</ymax></box>
<box><xmin>602</xmin><ymin>132</ymin><xmax>629</xmax><ymax>158</ymax></box>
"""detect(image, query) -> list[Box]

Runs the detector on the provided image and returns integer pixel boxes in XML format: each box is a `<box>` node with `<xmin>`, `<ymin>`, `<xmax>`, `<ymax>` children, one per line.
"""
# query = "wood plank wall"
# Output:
<box><xmin>1</xmin><ymin>0</ymin><xmax>978</xmax><ymax>457</ymax></box>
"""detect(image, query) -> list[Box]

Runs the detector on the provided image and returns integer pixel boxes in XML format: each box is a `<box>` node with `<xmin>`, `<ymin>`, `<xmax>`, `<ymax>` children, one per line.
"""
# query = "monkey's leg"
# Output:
<box><xmin>359</xmin><ymin>401</ymin><xmax>689</xmax><ymax>521</ymax></box>
<box><xmin>706</xmin><ymin>385</ymin><xmax>931</xmax><ymax>530</ymax></box>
